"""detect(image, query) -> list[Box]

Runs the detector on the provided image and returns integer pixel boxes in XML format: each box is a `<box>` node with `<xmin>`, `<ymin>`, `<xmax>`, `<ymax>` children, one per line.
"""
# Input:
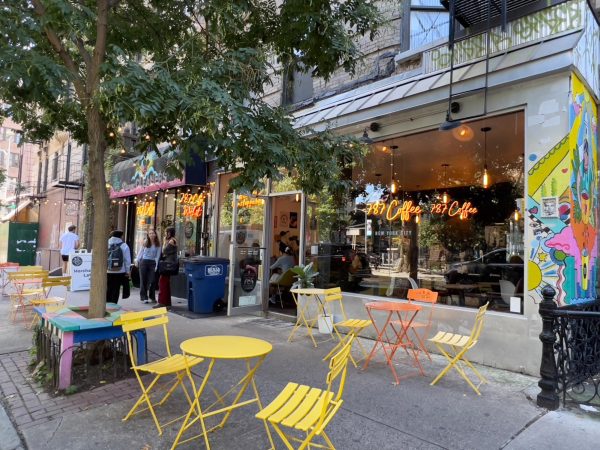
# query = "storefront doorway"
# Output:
<box><xmin>267</xmin><ymin>192</ymin><xmax>303</xmax><ymax>316</ymax></box>
<box><xmin>217</xmin><ymin>173</ymin><xmax>305</xmax><ymax>317</ymax></box>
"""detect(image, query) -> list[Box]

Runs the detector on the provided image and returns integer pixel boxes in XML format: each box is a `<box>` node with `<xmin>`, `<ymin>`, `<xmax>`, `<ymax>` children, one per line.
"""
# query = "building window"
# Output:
<box><xmin>409</xmin><ymin>0</ymin><xmax>449</xmax><ymax>50</ymax></box>
<box><xmin>282</xmin><ymin>64</ymin><xmax>313</xmax><ymax>106</ymax></box>
<box><xmin>0</xmin><ymin>151</ymin><xmax>5</xmax><ymax>168</ymax></box>
<box><xmin>51</xmin><ymin>153</ymin><xmax>58</xmax><ymax>181</ymax></box>
<box><xmin>306</xmin><ymin>111</ymin><xmax>525</xmax><ymax>314</ymax></box>
<box><xmin>9</xmin><ymin>152</ymin><xmax>19</xmax><ymax>168</ymax></box>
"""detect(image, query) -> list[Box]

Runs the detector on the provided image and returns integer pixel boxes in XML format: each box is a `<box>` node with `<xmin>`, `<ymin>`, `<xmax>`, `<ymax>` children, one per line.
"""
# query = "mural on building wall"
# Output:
<box><xmin>573</xmin><ymin>3</ymin><xmax>600</xmax><ymax>98</ymax></box>
<box><xmin>527</xmin><ymin>74</ymin><xmax>598</xmax><ymax>305</ymax></box>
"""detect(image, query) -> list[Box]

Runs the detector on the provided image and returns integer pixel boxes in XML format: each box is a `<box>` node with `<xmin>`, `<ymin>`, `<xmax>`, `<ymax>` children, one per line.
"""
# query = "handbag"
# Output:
<box><xmin>122</xmin><ymin>275</ymin><xmax>131</xmax><ymax>299</ymax></box>
<box><xmin>159</xmin><ymin>259</ymin><xmax>179</xmax><ymax>276</ymax></box>
<box><xmin>130</xmin><ymin>265</ymin><xmax>140</xmax><ymax>288</ymax></box>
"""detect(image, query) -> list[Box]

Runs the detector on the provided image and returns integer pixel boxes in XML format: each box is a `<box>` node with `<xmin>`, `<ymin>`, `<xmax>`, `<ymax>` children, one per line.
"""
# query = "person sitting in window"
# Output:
<box><xmin>270</xmin><ymin>247</ymin><xmax>295</xmax><ymax>282</ymax></box>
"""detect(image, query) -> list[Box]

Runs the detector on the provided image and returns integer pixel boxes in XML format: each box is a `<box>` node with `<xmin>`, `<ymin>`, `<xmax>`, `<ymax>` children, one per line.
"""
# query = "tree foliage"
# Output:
<box><xmin>0</xmin><ymin>0</ymin><xmax>381</xmax><ymax>316</ymax></box>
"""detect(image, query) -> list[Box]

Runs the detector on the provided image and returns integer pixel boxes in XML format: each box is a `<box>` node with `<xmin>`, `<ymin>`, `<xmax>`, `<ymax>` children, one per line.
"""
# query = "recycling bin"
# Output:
<box><xmin>184</xmin><ymin>257</ymin><xmax>230</xmax><ymax>313</ymax></box>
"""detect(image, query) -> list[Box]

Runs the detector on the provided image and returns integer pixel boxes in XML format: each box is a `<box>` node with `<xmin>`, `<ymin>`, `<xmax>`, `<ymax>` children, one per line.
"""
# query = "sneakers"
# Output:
<box><xmin>142</xmin><ymin>299</ymin><xmax>149</xmax><ymax>304</ymax></box>
<box><xmin>269</xmin><ymin>296</ymin><xmax>278</xmax><ymax>305</ymax></box>
<box><xmin>149</xmin><ymin>299</ymin><xmax>157</xmax><ymax>304</ymax></box>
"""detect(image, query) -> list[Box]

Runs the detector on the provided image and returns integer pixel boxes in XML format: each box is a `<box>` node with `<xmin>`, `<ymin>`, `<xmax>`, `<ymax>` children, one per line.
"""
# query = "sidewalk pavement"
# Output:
<box><xmin>0</xmin><ymin>289</ymin><xmax>599</xmax><ymax>449</ymax></box>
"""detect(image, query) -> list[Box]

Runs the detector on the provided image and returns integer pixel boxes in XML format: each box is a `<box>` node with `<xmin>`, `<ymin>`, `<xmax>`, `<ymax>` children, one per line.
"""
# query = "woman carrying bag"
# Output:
<box><xmin>156</xmin><ymin>227</ymin><xmax>178</xmax><ymax>309</ymax></box>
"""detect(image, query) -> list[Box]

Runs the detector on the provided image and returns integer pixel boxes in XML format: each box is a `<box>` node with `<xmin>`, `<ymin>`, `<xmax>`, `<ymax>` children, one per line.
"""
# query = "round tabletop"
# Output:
<box><xmin>365</xmin><ymin>301</ymin><xmax>421</xmax><ymax>312</ymax></box>
<box><xmin>181</xmin><ymin>336</ymin><xmax>273</xmax><ymax>359</ymax></box>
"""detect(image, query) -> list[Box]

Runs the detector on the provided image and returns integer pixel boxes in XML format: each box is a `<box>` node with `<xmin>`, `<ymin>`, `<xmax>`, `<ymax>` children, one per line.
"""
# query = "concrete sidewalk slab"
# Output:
<box><xmin>0</xmin><ymin>288</ymin><xmax>598</xmax><ymax>449</ymax></box>
<box><xmin>504</xmin><ymin>409</ymin><xmax>600</xmax><ymax>450</ymax></box>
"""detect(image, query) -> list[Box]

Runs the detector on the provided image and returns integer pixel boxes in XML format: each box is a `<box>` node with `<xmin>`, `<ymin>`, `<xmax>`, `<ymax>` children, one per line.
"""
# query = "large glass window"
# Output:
<box><xmin>409</xmin><ymin>0</ymin><xmax>449</xmax><ymax>50</ymax></box>
<box><xmin>308</xmin><ymin>112</ymin><xmax>525</xmax><ymax>313</ymax></box>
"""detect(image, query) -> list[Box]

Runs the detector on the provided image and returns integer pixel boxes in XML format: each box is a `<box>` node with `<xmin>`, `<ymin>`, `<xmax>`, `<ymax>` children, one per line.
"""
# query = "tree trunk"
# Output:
<box><xmin>86</xmin><ymin>107</ymin><xmax>109</xmax><ymax>319</ymax></box>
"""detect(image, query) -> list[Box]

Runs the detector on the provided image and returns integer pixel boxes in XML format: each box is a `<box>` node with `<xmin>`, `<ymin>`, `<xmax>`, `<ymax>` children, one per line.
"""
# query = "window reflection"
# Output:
<box><xmin>308</xmin><ymin>112</ymin><xmax>525</xmax><ymax>313</ymax></box>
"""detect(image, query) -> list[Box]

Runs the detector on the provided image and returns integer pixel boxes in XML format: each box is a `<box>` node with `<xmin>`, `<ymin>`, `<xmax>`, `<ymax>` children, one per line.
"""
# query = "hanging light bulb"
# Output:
<box><xmin>415</xmin><ymin>214</ymin><xmax>420</xmax><ymax>224</ymax></box>
<box><xmin>481</xmin><ymin>127</ymin><xmax>491</xmax><ymax>189</ymax></box>
<box><xmin>441</xmin><ymin>163</ymin><xmax>450</xmax><ymax>203</ymax></box>
<box><xmin>390</xmin><ymin>145</ymin><xmax>398</xmax><ymax>195</ymax></box>
<box><xmin>295</xmin><ymin>193</ymin><xmax>300</xmax><ymax>202</ymax></box>
<box><xmin>482</xmin><ymin>165</ymin><xmax>489</xmax><ymax>189</ymax></box>
<box><xmin>514</xmin><ymin>209</ymin><xmax>520</xmax><ymax>221</ymax></box>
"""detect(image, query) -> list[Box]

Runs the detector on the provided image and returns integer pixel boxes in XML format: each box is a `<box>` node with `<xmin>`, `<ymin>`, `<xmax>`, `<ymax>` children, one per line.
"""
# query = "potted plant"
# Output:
<box><xmin>291</xmin><ymin>263</ymin><xmax>332</xmax><ymax>334</ymax></box>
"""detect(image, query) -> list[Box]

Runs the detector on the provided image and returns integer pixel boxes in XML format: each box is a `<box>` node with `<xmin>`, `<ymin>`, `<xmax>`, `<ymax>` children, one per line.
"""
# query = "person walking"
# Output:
<box><xmin>106</xmin><ymin>230</ymin><xmax>131</xmax><ymax>304</ymax></box>
<box><xmin>59</xmin><ymin>225</ymin><xmax>80</xmax><ymax>274</ymax></box>
<box><xmin>156</xmin><ymin>227</ymin><xmax>178</xmax><ymax>309</ymax></box>
<box><xmin>136</xmin><ymin>230</ymin><xmax>161</xmax><ymax>304</ymax></box>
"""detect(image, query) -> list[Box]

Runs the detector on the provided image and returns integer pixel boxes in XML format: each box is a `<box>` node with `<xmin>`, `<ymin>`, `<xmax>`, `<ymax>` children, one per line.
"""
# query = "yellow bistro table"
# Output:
<box><xmin>288</xmin><ymin>288</ymin><xmax>332</xmax><ymax>347</ymax></box>
<box><xmin>172</xmin><ymin>336</ymin><xmax>274</xmax><ymax>450</ymax></box>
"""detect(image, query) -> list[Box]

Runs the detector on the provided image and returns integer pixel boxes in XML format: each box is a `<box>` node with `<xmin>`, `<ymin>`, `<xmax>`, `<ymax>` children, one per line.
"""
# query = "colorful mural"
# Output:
<box><xmin>527</xmin><ymin>74</ymin><xmax>598</xmax><ymax>305</ymax></box>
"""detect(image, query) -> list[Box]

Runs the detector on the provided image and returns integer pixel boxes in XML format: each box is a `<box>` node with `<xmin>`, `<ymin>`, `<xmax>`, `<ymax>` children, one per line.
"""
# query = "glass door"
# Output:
<box><xmin>227</xmin><ymin>191</ymin><xmax>266</xmax><ymax>315</ymax></box>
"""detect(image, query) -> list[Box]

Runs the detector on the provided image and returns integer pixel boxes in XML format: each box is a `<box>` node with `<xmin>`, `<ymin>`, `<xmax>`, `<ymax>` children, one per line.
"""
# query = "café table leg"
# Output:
<box><xmin>172</xmin><ymin>357</ymin><xmax>215</xmax><ymax>450</ymax></box>
<box><xmin>288</xmin><ymin>293</ymin><xmax>318</xmax><ymax>347</ymax></box>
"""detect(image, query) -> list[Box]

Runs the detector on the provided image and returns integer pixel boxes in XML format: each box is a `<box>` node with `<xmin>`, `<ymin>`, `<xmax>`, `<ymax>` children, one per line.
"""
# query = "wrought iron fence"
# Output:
<box><xmin>537</xmin><ymin>286</ymin><xmax>600</xmax><ymax>409</ymax></box>
<box><xmin>34</xmin><ymin>324</ymin><xmax>144</xmax><ymax>391</ymax></box>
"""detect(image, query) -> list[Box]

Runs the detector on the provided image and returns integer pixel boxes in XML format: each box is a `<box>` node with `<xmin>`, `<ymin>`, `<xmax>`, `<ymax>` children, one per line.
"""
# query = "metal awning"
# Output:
<box><xmin>293</xmin><ymin>31</ymin><xmax>581</xmax><ymax>132</ymax></box>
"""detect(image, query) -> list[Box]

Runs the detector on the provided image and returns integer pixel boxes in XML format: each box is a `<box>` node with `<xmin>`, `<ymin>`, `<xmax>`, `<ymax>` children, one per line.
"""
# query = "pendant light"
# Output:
<box><xmin>441</xmin><ymin>163</ymin><xmax>450</xmax><ymax>204</ymax></box>
<box><xmin>514</xmin><ymin>209</ymin><xmax>520</xmax><ymax>221</ymax></box>
<box><xmin>481</xmin><ymin>126</ymin><xmax>491</xmax><ymax>188</ymax></box>
<box><xmin>390</xmin><ymin>146</ymin><xmax>398</xmax><ymax>194</ymax></box>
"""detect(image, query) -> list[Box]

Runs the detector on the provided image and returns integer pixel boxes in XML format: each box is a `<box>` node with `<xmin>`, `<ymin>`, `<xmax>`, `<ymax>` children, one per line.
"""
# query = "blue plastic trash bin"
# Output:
<box><xmin>184</xmin><ymin>257</ymin><xmax>230</xmax><ymax>313</ymax></box>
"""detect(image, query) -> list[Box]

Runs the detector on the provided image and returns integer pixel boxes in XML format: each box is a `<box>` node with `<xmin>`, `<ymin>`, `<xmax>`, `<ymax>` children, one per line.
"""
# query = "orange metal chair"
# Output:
<box><xmin>393</xmin><ymin>288</ymin><xmax>438</xmax><ymax>361</ymax></box>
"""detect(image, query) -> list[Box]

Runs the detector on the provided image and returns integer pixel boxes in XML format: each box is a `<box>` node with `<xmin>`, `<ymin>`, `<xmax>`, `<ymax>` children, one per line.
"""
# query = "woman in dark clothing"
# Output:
<box><xmin>156</xmin><ymin>227</ymin><xmax>178</xmax><ymax>308</ymax></box>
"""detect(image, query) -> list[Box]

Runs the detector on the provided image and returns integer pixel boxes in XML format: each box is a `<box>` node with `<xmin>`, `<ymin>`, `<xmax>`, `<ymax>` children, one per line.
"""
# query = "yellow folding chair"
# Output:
<box><xmin>256</xmin><ymin>337</ymin><xmax>354</xmax><ymax>450</ymax></box>
<box><xmin>24</xmin><ymin>276</ymin><xmax>71</xmax><ymax>300</ymax></box>
<box><xmin>29</xmin><ymin>297</ymin><xmax>66</xmax><ymax>328</ymax></box>
<box><xmin>118</xmin><ymin>308</ymin><xmax>203</xmax><ymax>435</ymax></box>
<box><xmin>18</xmin><ymin>266</ymin><xmax>43</xmax><ymax>272</ymax></box>
<box><xmin>429</xmin><ymin>302</ymin><xmax>489</xmax><ymax>395</ymax></box>
<box><xmin>322</xmin><ymin>287</ymin><xmax>371</xmax><ymax>368</ymax></box>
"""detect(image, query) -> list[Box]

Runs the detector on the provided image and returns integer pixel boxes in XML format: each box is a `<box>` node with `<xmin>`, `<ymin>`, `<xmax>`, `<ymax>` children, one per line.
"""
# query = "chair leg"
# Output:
<box><xmin>271</xmin><ymin>423</ymin><xmax>295</xmax><ymax>450</ymax></box>
<box><xmin>123</xmin><ymin>373</ymin><xmax>163</xmax><ymax>434</ymax></box>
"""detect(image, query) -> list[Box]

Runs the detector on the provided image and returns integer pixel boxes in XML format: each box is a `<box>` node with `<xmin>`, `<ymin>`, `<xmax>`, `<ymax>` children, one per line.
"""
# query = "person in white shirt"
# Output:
<box><xmin>59</xmin><ymin>225</ymin><xmax>80</xmax><ymax>274</ymax></box>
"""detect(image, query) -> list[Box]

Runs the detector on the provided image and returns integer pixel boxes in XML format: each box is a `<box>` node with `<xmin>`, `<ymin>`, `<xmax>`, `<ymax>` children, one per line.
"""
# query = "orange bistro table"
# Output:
<box><xmin>172</xmin><ymin>336</ymin><xmax>274</xmax><ymax>450</ymax></box>
<box><xmin>363</xmin><ymin>301</ymin><xmax>425</xmax><ymax>385</ymax></box>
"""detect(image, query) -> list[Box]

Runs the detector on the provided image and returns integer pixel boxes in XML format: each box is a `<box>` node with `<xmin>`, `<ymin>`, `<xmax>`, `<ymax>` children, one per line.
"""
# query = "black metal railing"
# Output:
<box><xmin>34</xmin><ymin>324</ymin><xmax>142</xmax><ymax>391</ymax></box>
<box><xmin>537</xmin><ymin>286</ymin><xmax>600</xmax><ymax>409</ymax></box>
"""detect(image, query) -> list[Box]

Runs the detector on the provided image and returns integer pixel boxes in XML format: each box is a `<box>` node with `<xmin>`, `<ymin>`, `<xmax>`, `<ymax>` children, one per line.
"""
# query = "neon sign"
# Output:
<box><xmin>136</xmin><ymin>201</ymin><xmax>155</xmax><ymax>217</ymax></box>
<box><xmin>367</xmin><ymin>200</ymin><xmax>477</xmax><ymax>221</ymax></box>
<box><xmin>179</xmin><ymin>193</ymin><xmax>205</xmax><ymax>218</ymax></box>
<box><xmin>236</xmin><ymin>195</ymin><xmax>264</xmax><ymax>209</ymax></box>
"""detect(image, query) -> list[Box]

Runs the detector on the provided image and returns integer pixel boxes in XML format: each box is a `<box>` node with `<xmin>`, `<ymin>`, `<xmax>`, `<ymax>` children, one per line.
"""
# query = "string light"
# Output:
<box><xmin>415</xmin><ymin>214</ymin><xmax>420</xmax><ymax>224</ymax></box>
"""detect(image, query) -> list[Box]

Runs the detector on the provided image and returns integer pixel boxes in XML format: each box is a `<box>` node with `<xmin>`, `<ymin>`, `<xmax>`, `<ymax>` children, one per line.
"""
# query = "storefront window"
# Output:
<box><xmin>175</xmin><ymin>189</ymin><xmax>205</xmax><ymax>257</ymax></box>
<box><xmin>132</xmin><ymin>197</ymin><xmax>157</xmax><ymax>257</ymax></box>
<box><xmin>308</xmin><ymin>112</ymin><xmax>525</xmax><ymax>313</ymax></box>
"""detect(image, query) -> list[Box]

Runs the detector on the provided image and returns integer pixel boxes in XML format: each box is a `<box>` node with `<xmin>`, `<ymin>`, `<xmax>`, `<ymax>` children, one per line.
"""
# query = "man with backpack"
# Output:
<box><xmin>106</xmin><ymin>230</ymin><xmax>132</xmax><ymax>303</ymax></box>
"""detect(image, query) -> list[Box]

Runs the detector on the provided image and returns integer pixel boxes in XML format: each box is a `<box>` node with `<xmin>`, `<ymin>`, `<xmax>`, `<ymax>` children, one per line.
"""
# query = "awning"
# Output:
<box><xmin>441</xmin><ymin>0</ymin><xmax>535</xmax><ymax>28</ymax></box>
<box><xmin>109</xmin><ymin>150</ymin><xmax>207</xmax><ymax>198</ymax></box>
<box><xmin>292</xmin><ymin>31</ymin><xmax>582</xmax><ymax>131</ymax></box>
<box><xmin>1</xmin><ymin>201</ymin><xmax>32</xmax><ymax>223</ymax></box>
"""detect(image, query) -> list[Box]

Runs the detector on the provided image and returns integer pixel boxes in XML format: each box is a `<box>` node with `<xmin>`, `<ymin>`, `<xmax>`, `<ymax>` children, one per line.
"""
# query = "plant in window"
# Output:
<box><xmin>291</xmin><ymin>263</ymin><xmax>319</xmax><ymax>290</ymax></box>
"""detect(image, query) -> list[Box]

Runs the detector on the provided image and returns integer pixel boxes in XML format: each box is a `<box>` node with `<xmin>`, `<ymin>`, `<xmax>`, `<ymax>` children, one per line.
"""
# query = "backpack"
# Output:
<box><xmin>107</xmin><ymin>242</ymin><xmax>124</xmax><ymax>271</ymax></box>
